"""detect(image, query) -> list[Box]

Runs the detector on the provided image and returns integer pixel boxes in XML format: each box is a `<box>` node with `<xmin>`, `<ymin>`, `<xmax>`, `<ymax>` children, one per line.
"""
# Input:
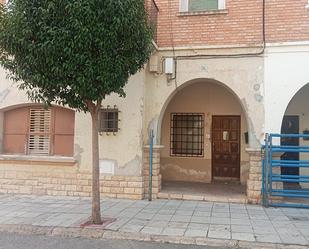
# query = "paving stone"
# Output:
<box><xmin>230</xmin><ymin>218</ymin><xmax>251</xmax><ymax>225</ymax></box>
<box><xmin>231</xmin><ymin>225</ymin><xmax>253</xmax><ymax>233</ymax></box>
<box><xmin>175</xmin><ymin>210</ymin><xmax>194</xmax><ymax>216</ymax></box>
<box><xmin>184</xmin><ymin>229</ymin><xmax>207</xmax><ymax>237</ymax></box>
<box><xmin>126</xmin><ymin>219</ymin><xmax>148</xmax><ymax>226</ymax></box>
<box><xmin>255</xmin><ymin>234</ymin><xmax>282</xmax><ymax>243</ymax></box>
<box><xmin>230</xmin><ymin>213</ymin><xmax>249</xmax><ymax>219</ymax></box>
<box><xmin>140</xmin><ymin>226</ymin><xmax>163</xmax><ymax>235</ymax></box>
<box><xmin>193</xmin><ymin>211</ymin><xmax>211</xmax><ymax>217</ymax></box>
<box><xmin>276</xmin><ymin>227</ymin><xmax>309</xmax><ymax>245</ymax></box>
<box><xmin>191</xmin><ymin>216</ymin><xmax>210</xmax><ymax>224</ymax></box>
<box><xmin>210</xmin><ymin>217</ymin><xmax>230</xmax><ymax>225</ymax></box>
<box><xmin>157</xmin><ymin>209</ymin><xmax>175</xmax><ymax>215</ymax></box>
<box><xmin>161</xmin><ymin>227</ymin><xmax>186</xmax><ymax>236</ymax></box>
<box><xmin>171</xmin><ymin>215</ymin><xmax>192</xmax><ymax>222</ymax></box>
<box><xmin>232</xmin><ymin>232</ymin><xmax>255</xmax><ymax>241</ymax></box>
<box><xmin>208</xmin><ymin>230</ymin><xmax>231</xmax><ymax>239</ymax></box>
<box><xmin>119</xmin><ymin>224</ymin><xmax>143</xmax><ymax>233</ymax></box>
<box><xmin>152</xmin><ymin>214</ymin><xmax>173</xmax><ymax>221</ymax></box>
<box><xmin>208</xmin><ymin>224</ymin><xmax>231</xmax><ymax>239</ymax></box>
<box><xmin>211</xmin><ymin>212</ymin><xmax>230</xmax><ymax>218</ymax></box>
<box><xmin>168</xmin><ymin>221</ymin><xmax>189</xmax><ymax>229</ymax></box>
<box><xmin>135</xmin><ymin>212</ymin><xmax>155</xmax><ymax>220</ymax></box>
<box><xmin>146</xmin><ymin>220</ymin><xmax>169</xmax><ymax>228</ymax></box>
<box><xmin>252</xmin><ymin>226</ymin><xmax>277</xmax><ymax>235</ymax></box>
<box><xmin>188</xmin><ymin>223</ymin><xmax>209</xmax><ymax>230</ymax></box>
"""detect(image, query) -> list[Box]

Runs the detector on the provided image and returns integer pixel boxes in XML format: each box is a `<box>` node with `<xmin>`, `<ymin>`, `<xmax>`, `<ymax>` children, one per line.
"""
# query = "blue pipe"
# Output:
<box><xmin>148</xmin><ymin>130</ymin><xmax>154</xmax><ymax>202</ymax></box>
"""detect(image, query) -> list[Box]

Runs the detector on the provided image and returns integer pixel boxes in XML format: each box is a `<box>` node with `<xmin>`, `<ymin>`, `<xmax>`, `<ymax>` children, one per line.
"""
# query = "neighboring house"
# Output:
<box><xmin>0</xmin><ymin>0</ymin><xmax>308</xmax><ymax>204</ymax></box>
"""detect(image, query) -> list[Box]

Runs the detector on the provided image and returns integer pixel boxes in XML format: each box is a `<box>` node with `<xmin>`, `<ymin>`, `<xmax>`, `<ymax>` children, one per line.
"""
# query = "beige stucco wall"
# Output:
<box><xmin>75</xmin><ymin>71</ymin><xmax>145</xmax><ymax>176</ymax></box>
<box><xmin>160</xmin><ymin>81</ymin><xmax>249</xmax><ymax>184</ymax></box>
<box><xmin>284</xmin><ymin>83</ymin><xmax>309</xmax><ymax>188</ymax></box>
<box><xmin>144</xmin><ymin>48</ymin><xmax>265</xmax><ymax>149</ymax></box>
<box><xmin>0</xmin><ymin>66</ymin><xmax>146</xmax><ymax>177</ymax></box>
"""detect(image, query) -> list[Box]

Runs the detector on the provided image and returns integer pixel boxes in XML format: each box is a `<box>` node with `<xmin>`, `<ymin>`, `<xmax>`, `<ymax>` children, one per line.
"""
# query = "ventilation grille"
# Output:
<box><xmin>28</xmin><ymin>109</ymin><xmax>51</xmax><ymax>155</ymax></box>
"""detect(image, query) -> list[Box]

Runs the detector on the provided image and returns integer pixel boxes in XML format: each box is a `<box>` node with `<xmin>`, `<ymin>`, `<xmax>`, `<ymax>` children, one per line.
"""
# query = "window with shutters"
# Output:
<box><xmin>180</xmin><ymin>0</ymin><xmax>226</xmax><ymax>12</ymax></box>
<box><xmin>3</xmin><ymin>106</ymin><xmax>75</xmax><ymax>157</ymax></box>
<box><xmin>28</xmin><ymin>109</ymin><xmax>51</xmax><ymax>155</ymax></box>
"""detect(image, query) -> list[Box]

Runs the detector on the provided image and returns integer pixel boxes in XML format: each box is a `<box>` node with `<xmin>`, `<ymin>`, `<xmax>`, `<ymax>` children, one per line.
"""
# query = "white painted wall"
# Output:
<box><xmin>264</xmin><ymin>43</ymin><xmax>309</xmax><ymax>136</ymax></box>
<box><xmin>284</xmin><ymin>83</ymin><xmax>309</xmax><ymax>188</ymax></box>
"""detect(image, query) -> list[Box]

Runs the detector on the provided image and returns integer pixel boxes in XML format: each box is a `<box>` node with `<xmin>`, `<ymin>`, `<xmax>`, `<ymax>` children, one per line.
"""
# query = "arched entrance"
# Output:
<box><xmin>281</xmin><ymin>83</ymin><xmax>309</xmax><ymax>190</ymax></box>
<box><xmin>158</xmin><ymin>79</ymin><xmax>250</xmax><ymax>201</ymax></box>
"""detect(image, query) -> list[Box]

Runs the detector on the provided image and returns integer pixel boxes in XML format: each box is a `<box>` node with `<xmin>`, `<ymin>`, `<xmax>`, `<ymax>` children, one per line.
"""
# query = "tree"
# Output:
<box><xmin>0</xmin><ymin>0</ymin><xmax>153</xmax><ymax>224</ymax></box>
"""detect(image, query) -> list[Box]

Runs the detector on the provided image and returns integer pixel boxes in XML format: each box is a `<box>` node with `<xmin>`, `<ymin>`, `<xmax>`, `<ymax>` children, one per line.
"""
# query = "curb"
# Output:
<box><xmin>0</xmin><ymin>224</ymin><xmax>307</xmax><ymax>249</ymax></box>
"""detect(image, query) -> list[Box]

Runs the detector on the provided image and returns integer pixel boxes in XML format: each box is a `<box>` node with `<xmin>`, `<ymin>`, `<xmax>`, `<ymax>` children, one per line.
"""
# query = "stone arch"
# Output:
<box><xmin>156</xmin><ymin>78</ymin><xmax>252</xmax><ymax>147</ymax></box>
<box><xmin>158</xmin><ymin>78</ymin><xmax>253</xmax><ymax>187</ymax></box>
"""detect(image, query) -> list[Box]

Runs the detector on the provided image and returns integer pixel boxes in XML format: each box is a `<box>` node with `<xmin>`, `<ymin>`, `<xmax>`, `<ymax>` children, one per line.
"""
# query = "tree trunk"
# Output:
<box><xmin>90</xmin><ymin>108</ymin><xmax>102</xmax><ymax>224</ymax></box>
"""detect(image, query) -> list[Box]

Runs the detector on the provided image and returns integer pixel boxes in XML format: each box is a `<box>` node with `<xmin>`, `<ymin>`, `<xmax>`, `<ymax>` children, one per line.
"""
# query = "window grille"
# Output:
<box><xmin>28</xmin><ymin>109</ymin><xmax>51</xmax><ymax>155</ymax></box>
<box><xmin>99</xmin><ymin>108</ymin><xmax>119</xmax><ymax>133</ymax></box>
<box><xmin>170</xmin><ymin>113</ymin><xmax>204</xmax><ymax>157</ymax></box>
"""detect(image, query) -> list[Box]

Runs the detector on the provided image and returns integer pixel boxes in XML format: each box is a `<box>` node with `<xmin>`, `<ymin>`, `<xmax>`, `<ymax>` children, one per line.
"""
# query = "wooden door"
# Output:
<box><xmin>212</xmin><ymin>116</ymin><xmax>240</xmax><ymax>179</ymax></box>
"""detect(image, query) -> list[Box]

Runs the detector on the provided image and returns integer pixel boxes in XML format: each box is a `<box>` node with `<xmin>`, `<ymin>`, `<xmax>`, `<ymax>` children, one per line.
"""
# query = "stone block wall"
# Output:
<box><xmin>0</xmin><ymin>160</ymin><xmax>144</xmax><ymax>199</ymax></box>
<box><xmin>246</xmin><ymin>149</ymin><xmax>262</xmax><ymax>204</ymax></box>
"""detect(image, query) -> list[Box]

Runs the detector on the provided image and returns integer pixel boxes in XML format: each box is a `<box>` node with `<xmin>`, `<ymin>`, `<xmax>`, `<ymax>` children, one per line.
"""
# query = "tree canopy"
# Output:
<box><xmin>0</xmin><ymin>0</ymin><xmax>153</xmax><ymax>110</ymax></box>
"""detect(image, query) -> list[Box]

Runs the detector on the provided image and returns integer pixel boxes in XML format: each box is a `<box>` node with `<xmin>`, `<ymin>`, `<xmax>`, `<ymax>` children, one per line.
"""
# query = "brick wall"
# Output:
<box><xmin>266</xmin><ymin>0</ymin><xmax>309</xmax><ymax>43</ymax></box>
<box><xmin>155</xmin><ymin>0</ymin><xmax>309</xmax><ymax>47</ymax></box>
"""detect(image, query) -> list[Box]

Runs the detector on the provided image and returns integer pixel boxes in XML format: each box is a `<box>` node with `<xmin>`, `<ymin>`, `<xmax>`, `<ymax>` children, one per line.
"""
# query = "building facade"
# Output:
<box><xmin>0</xmin><ymin>0</ymin><xmax>308</xmax><ymax>204</ymax></box>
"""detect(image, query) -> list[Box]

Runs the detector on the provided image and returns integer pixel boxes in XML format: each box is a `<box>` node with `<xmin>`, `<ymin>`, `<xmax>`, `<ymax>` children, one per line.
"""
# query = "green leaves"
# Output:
<box><xmin>0</xmin><ymin>0</ymin><xmax>153</xmax><ymax>111</ymax></box>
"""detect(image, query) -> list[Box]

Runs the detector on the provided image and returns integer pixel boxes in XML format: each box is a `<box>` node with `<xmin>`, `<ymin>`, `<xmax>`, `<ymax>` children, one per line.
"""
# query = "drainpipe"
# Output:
<box><xmin>148</xmin><ymin>130</ymin><xmax>154</xmax><ymax>201</ymax></box>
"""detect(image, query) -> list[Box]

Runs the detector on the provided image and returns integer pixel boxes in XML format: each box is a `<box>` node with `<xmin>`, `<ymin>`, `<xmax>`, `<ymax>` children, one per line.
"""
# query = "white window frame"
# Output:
<box><xmin>180</xmin><ymin>0</ymin><xmax>226</xmax><ymax>12</ymax></box>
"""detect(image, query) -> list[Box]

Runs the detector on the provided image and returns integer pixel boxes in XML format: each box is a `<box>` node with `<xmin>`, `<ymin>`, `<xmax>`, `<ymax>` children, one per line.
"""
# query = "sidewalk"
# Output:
<box><xmin>0</xmin><ymin>195</ymin><xmax>308</xmax><ymax>248</ymax></box>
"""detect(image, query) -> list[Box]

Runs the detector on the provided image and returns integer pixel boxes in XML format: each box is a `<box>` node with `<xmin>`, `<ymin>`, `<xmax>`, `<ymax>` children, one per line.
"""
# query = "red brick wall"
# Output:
<box><xmin>266</xmin><ymin>0</ymin><xmax>309</xmax><ymax>43</ymax></box>
<box><xmin>155</xmin><ymin>0</ymin><xmax>309</xmax><ymax>47</ymax></box>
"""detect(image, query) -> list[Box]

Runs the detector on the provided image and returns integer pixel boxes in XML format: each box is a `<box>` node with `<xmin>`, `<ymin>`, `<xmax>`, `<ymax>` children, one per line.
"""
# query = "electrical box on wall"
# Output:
<box><xmin>149</xmin><ymin>55</ymin><xmax>160</xmax><ymax>73</ymax></box>
<box><xmin>99</xmin><ymin>160</ymin><xmax>115</xmax><ymax>175</ymax></box>
<box><xmin>164</xmin><ymin>57</ymin><xmax>174</xmax><ymax>75</ymax></box>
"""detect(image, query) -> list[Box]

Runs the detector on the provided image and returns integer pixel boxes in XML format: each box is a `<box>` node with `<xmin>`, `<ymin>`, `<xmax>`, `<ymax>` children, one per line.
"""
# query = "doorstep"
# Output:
<box><xmin>157</xmin><ymin>192</ymin><xmax>248</xmax><ymax>203</ymax></box>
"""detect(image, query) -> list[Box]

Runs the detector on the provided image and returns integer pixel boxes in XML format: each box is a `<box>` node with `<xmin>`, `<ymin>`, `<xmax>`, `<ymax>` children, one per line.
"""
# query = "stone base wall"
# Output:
<box><xmin>0</xmin><ymin>161</ymin><xmax>144</xmax><ymax>200</ymax></box>
<box><xmin>246</xmin><ymin>149</ymin><xmax>262</xmax><ymax>204</ymax></box>
<box><xmin>143</xmin><ymin>146</ymin><xmax>162</xmax><ymax>199</ymax></box>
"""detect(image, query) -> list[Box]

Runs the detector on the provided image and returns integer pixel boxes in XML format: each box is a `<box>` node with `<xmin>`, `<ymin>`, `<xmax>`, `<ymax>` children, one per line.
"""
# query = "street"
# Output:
<box><xmin>0</xmin><ymin>232</ymin><xmax>235</xmax><ymax>249</ymax></box>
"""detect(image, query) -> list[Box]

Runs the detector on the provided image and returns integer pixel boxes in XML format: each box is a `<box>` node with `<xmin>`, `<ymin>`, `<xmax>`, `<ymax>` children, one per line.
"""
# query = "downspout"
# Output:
<box><xmin>148</xmin><ymin>130</ymin><xmax>154</xmax><ymax>201</ymax></box>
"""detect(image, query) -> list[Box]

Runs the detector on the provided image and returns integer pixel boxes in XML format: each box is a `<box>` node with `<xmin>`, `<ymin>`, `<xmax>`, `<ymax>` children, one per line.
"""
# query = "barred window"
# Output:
<box><xmin>99</xmin><ymin>108</ymin><xmax>119</xmax><ymax>133</ymax></box>
<box><xmin>170</xmin><ymin>113</ymin><xmax>204</xmax><ymax>157</ymax></box>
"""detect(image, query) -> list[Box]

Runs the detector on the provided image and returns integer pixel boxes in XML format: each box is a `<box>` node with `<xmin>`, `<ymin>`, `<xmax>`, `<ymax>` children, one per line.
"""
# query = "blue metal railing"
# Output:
<box><xmin>262</xmin><ymin>133</ymin><xmax>309</xmax><ymax>208</ymax></box>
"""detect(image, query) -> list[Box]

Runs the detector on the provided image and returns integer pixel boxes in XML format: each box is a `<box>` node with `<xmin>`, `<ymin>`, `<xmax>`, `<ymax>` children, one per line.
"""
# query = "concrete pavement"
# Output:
<box><xmin>0</xmin><ymin>194</ymin><xmax>308</xmax><ymax>248</ymax></box>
